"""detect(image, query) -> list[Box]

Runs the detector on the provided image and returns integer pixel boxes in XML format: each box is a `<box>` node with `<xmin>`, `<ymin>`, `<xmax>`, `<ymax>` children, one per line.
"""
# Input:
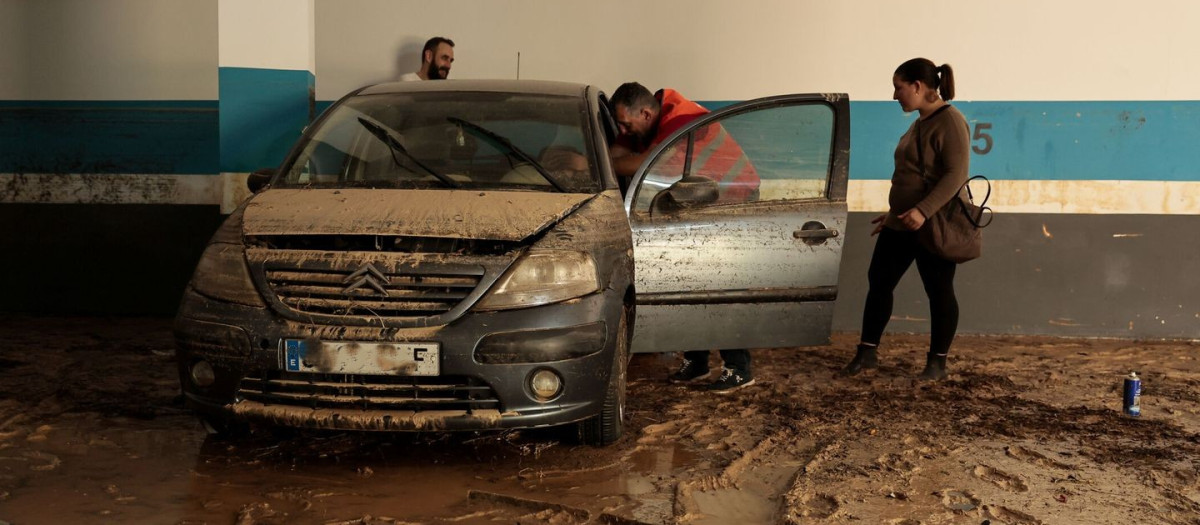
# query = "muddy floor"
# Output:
<box><xmin>0</xmin><ymin>316</ymin><xmax>1198</xmax><ymax>524</ymax></box>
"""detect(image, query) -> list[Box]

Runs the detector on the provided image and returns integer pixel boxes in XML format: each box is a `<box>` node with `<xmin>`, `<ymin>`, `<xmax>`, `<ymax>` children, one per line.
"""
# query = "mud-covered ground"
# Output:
<box><xmin>0</xmin><ymin>316</ymin><xmax>1198</xmax><ymax>524</ymax></box>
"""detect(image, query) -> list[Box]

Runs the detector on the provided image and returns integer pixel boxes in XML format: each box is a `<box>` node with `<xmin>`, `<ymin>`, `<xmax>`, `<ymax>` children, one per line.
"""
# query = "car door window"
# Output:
<box><xmin>632</xmin><ymin>104</ymin><xmax>835</xmax><ymax>214</ymax></box>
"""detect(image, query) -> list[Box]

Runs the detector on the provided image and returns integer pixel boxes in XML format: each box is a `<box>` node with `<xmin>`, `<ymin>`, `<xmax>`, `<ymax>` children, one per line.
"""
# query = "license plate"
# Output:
<box><xmin>283</xmin><ymin>340</ymin><xmax>440</xmax><ymax>376</ymax></box>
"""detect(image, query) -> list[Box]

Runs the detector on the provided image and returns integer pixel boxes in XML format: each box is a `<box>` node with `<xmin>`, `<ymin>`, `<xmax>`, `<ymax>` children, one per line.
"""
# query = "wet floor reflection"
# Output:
<box><xmin>0</xmin><ymin>343</ymin><xmax>709</xmax><ymax>524</ymax></box>
<box><xmin>172</xmin><ymin>428</ymin><xmax>704</xmax><ymax>523</ymax></box>
<box><xmin>0</xmin><ymin>318</ymin><xmax>742</xmax><ymax>524</ymax></box>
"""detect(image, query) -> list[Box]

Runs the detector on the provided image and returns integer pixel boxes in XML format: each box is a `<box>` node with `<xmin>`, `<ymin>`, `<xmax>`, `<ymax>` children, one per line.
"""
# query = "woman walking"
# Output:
<box><xmin>841</xmin><ymin>58</ymin><xmax>971</xmax><ymax>381</ymax></box>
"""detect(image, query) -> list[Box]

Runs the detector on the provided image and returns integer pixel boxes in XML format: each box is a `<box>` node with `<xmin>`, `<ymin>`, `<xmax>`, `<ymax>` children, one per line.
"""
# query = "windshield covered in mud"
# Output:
<box><xmin>278</xmin><ymin>91</ymin><xmax>600</xmax><ymax>193</ymax></box>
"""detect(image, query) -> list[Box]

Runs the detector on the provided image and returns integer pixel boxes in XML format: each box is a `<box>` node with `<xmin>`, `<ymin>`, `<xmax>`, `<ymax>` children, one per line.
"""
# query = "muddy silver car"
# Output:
<box><xmin>174</xmin><ymin>80</ymin><xmax>849</xmax><ymax>446</ymax></box>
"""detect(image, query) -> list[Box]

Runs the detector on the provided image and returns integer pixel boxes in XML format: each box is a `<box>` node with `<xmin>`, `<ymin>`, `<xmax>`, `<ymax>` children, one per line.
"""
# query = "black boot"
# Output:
<box><xmin>839</xmin><ymin>344</ymin><xmax>879</xmax><ymax>376</ymax></box>
<box><xmin>917</xmin><ymin>353</ymin><xmax>948</xmax><ymax>381</ymax></box>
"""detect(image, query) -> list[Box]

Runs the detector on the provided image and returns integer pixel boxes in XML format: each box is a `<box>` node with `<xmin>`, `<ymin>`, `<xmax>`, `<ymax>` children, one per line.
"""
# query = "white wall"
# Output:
<box><xmin>13</xmin><ymin>0</ymin><xmax>217</xmax><ymax>100</ymax></box>
<box><xmin>316</xmin><ymin>0</ymin><xmax>1200</xmax><ymax>102</ymax></box>
<box><xmin>0</xmin><ymin>1</ymin><xmax>28</xmax><ymax>99</ymax></box>
<box><xmin>218</xmin><ymin>0</ymin><xmax>314</xmax><ymax>72</ymax></box>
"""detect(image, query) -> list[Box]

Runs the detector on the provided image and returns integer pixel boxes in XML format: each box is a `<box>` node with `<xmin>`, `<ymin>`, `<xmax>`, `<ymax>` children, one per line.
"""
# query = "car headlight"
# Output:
<box><xmin>476</xmin><ymin>251</ymin><xmax>600</xmax><ymax>311</ymax></box>
<box><xmin>190</xmin><ymin>243</ymin><xmax>265</xmax><ymax>307</ymax></box>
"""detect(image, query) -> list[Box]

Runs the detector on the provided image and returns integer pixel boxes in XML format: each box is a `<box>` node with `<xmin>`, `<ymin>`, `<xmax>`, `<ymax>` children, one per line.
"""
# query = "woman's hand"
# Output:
<box><xmin>897</xmin><ymin>208</ymin><xmax>926</xmax><ymax>230</ymax></box>
<box><xmin>870</xmin><ymin>214</ymin><xmax>887</xmax><ymax>236</ymax></box>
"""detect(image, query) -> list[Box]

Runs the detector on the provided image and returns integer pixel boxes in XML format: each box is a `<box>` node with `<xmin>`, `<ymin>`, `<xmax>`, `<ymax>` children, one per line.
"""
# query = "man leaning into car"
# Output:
<box><xmin>608</xmin><ymin>81</ymin><xmax>758</xmax><ymax>393</ymax></box>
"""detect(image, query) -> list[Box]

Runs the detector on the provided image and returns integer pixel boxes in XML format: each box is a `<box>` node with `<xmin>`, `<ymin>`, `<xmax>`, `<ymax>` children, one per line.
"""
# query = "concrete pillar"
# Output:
<box><xmin>218</xmin><ymin>0</ymin><xmax>315</xmax><ymax>212</ymax></box>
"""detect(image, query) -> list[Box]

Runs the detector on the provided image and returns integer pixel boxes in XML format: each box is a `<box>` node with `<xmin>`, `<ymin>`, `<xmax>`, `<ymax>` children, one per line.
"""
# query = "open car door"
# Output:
<box><xmin>626</xmin><ymin>94</ymin><xmax>850</xmax><ymax>353</ymax></box>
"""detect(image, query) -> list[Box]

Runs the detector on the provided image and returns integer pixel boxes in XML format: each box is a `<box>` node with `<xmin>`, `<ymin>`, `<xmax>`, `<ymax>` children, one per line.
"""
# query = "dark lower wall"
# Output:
<box><xmin>3</xmin><ymin>205</ymin><xmax>1197</xmax><ymax>340</ymax></box>
<box><xmin>0</xmin><ymin>204</ymin><xmax>225</xmax><ymax>315</ymax></box>
<box><xmin>832</xmin><ymin>212</ymin><xmax>1200</xmax><ymax>340</ymax></box>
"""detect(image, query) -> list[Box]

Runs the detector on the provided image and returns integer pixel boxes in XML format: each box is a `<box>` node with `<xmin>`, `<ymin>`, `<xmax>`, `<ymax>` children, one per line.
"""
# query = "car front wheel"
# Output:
<box><xmin>576</xmin><ymin>308</ymin><xmax>629</xmax><ymax>446</ymax></box>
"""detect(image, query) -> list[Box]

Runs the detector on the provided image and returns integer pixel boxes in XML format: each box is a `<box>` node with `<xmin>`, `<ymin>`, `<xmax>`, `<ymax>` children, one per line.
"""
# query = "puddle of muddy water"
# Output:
<box><xmin>688</xmin><ymin>454</ymin><xmax>807</xmax><ymax>524</ymax></box>
<box><xmin>2</xmin><ymin>416</ymin><xmax>710</xmax><ymax>524</ymax></box>
<box><xmin>504</xmin><ymin>443</ymin><xmax>701</xmax><ymax>523</ymax></box>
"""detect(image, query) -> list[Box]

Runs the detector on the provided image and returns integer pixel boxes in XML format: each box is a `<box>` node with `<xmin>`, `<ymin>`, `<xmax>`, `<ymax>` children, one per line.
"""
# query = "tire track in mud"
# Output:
<box><xmin>664</xmin><ymin>428</ymin><xmax>801</xmax><ymax>521</ymax></box>
<box><xmin>671</xmin><ymin>429</ymin><xmax>841</xmax><ymax>524</ymax></box>
<box><xmin>982</xmin><ymin>504</ymin><xmax>1045</xmax><ymax>525</ymax></box>
<box><xmin>972</xmin><ymin>465</ymin><xmax>1029</xmax><ymax>492</ymax></box>
<box><xmin>938</xmin><ymin>488</ymin><xmax>981</xmax><ymax>513</ymax></box>
<box><xmin>777</xmin><ymin>439</ymin><xmax>845</xmax><ymax>523</ymax></box>
<box><xmin>635</xmin><ymin>379</ymin><xmax>845</xmax><ymax>524</ymax></box>
<box><xmin>714</xmin><ymin>430</ymin><xmax>787</xmax><ymax>489</ymax></box>
<box><xmin>1004</xmin><ymin>445</ymin><xmax>1074</xmax><ymax>470</ymax></box>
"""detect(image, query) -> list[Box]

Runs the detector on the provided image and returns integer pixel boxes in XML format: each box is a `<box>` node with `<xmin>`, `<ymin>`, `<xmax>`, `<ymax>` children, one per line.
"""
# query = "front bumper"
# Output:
<box><xmin>174</xmin><ymin>285</ymin><xmax>624</xmax><ymax>432</ymax></box>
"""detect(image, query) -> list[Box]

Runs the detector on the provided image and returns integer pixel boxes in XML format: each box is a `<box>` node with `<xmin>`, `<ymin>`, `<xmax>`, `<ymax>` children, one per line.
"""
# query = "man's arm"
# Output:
<box><xmin>609</xmin><ymin>144</ymin><xmax>649</xmax><ymax>179</ymax></box>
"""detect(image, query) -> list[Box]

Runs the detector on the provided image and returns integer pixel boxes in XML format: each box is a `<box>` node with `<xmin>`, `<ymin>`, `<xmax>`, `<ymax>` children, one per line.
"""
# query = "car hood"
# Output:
<box><xmin>242</xmin><ymin>189</ymin><xmax>595</xmax><ymax>242</ymax></box>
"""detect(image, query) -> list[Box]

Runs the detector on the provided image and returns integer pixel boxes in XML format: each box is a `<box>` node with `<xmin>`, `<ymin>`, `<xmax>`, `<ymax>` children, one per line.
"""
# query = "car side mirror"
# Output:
<box><xmin>650</xmin><ymin>175</ymin><xmax>719</xmax><ymax>216</ymax></box>
<box><xmin>247</xmin><ymin>168</ymin><xmax>275</xmax><ymax>193</ymax></box>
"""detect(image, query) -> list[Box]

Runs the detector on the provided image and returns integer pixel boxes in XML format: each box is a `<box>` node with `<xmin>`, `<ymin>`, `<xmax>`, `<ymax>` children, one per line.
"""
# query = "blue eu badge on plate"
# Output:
<box><xmin>285</xmin><ymin>340</ymin><xmax>306</xmax><ymax>371</ymax></box>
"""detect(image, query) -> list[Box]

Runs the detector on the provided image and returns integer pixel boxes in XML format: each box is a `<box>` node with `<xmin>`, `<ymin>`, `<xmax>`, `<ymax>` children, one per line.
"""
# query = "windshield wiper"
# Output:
<box><xmin>447</xmin><ymin>117</ymin><xmax>566</xmax><ymax>192</ymax></box>
<box><xmin>357</xmin><ymin>117</ymin><xmax>460</xmax><ymax>189</ymax></box>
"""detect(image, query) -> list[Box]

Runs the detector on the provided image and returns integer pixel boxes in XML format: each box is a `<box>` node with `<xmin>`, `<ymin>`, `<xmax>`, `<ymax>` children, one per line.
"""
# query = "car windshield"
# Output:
<box><xmin>278</xmin><ymin>91</ymin><xmax>600</xmax><ymax>193</ymax></box>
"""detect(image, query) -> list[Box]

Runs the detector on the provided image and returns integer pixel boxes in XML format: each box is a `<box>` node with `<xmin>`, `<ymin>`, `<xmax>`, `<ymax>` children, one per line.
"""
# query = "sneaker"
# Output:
<box><xmin>706</xmin><ymin>367</ymin><xmax>755</xmax><ymax>393</ymax></box>
<box><xmin>667</xmin><ymin>358</ymin><xmax>711</xmax><ymax>384</ymax></box>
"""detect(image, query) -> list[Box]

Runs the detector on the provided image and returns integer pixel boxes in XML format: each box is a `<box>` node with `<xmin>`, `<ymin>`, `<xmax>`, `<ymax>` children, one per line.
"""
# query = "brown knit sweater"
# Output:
<box><xmin>883</xmin><ymin>104</ymin><xmax>971</xmax><ymax>230</ymax></box>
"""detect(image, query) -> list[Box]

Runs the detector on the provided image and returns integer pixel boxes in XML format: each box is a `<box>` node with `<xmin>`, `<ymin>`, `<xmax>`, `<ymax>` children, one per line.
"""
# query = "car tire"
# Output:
<box><xmin>577</xmin><ymin>308</ymin><xmax>629</xmax><ymax>446</ymax></box>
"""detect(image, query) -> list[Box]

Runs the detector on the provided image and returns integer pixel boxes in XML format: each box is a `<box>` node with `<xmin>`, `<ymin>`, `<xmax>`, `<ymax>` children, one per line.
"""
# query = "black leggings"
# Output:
<box><xmin>683</xmin><ymin>349</ymin><xmax>750</xmax><ymax>374</ymax></box>
<box><xmin>860</xmin><ymin>227</ymin><xmax>959</xmax><ymax>356</ymax></box>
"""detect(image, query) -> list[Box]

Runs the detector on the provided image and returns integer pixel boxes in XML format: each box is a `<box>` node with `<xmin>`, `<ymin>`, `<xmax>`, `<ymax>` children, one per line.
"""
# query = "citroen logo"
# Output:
<box><xmin>342</xmin><ymin>263</ymin><xmax>389</xmax><ymax>297</ymax></box>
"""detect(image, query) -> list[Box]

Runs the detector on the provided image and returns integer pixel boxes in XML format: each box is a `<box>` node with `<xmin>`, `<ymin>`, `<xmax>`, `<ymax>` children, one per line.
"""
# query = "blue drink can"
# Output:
<box><xmin>1123</xmin><ymin>372</ymin><xmax>1141</xmax><ymax>417</ymax></box>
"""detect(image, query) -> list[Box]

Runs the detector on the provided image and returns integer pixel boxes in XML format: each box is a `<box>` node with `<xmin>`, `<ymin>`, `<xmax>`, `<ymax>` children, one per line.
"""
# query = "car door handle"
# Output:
<box><xmin>793</xmin><ymin>228</ymin><xmax>840</xmax><ymax>240</ymax></box>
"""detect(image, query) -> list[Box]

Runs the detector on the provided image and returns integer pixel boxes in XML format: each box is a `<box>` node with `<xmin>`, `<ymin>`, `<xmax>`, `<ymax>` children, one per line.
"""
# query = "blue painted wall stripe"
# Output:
<box><xmin>0</xmin><ymin>101</ymin><xmax>217</xmax><ymax>174</ymax></box>
<box><xmin>218</xmin><ymin>67</ymin><xmax>315</xmax><ymax>173</ymax></box>
<box><xmin>850</xmin><ymin>101</ymin><xmax>1200</xmax><ymax>182</ymax></box>
<box><xmin>7</xmin><ymin>95</ymin><xmax>1198</xmax><ymax>183</ymax></box>
<box><xmin>707</xmin><ymin>100</ymin><xmax>1200</xmax><ymax>182</ymax></box>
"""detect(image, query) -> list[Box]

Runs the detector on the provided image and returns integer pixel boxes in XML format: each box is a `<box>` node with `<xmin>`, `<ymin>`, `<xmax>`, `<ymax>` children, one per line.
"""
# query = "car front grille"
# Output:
<box><xmin>246</xmin><ymin>248</ymin><xmax>510</xmax><ymax>324</ymax></box>
<box><xmin>265</xmin><ymin>268</ymin><xmax>481</xmax><ymax>318</ymax></box>
<box><xmin>238</xmin><ymin>371</ymin><xmax>501</xmax><ymax>412</ymax></box>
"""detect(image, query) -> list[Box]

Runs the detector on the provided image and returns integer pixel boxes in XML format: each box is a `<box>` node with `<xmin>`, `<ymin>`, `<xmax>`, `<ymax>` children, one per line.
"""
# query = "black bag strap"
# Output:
<box><xmin>915</xmin><ymin>107</ymin><xmax>993</xmax><ymax>229</ymax></box>
<box><xmin>960</xmin><ymin>175</ymin><xmax>994</xmax><ymax>228</ymax></box>
<box><xmin>914</xmin><ymin>107</ymin><xmax>944</xmax><ymax>186</ymax></box>
<box><xmin>914</xmin><ymin>104</ymin><xmax>953</xmax><ymax>187</ymax></box>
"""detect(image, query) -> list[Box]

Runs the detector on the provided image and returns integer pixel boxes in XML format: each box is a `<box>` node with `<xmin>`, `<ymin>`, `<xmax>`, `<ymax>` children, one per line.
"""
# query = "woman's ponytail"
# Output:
<box><xmin>937</xmin><ymin>64</ymin><xmax>956</xmax><ymax>101</ymax></box>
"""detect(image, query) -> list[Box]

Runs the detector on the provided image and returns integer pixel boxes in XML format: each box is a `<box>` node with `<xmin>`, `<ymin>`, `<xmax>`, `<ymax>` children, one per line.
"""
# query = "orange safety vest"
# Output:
<box><xmin>647</xmin><ymin>89</ymin><xmax>760</xmax><ymax>203</ymax></box>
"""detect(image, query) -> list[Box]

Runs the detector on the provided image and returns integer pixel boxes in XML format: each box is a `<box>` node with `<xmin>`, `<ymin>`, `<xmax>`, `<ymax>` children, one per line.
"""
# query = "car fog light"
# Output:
<box><xmin>191</xmin><ymin>360</ymin><xmax>215</xmax><ymax>387</ymax></box>
<box><xmin>529</xmin><ymin>369</ymin><xmax>562</xmax><ymax>401</ymax></box>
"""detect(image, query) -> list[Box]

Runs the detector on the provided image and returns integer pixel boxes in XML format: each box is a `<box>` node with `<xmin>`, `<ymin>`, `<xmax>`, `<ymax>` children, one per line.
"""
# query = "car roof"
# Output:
<box><xmin>357</xmin><ymin>79</ymin><xmax>591</xmax><ymax>98</ymax></box>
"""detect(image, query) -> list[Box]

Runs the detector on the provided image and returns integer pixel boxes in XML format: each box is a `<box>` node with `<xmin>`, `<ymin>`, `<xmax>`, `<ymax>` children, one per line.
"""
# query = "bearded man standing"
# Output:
<box><xmin>400</xmin><ymin>36</ymin><xmax>454</xmax><ymax>81</ymax></box>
